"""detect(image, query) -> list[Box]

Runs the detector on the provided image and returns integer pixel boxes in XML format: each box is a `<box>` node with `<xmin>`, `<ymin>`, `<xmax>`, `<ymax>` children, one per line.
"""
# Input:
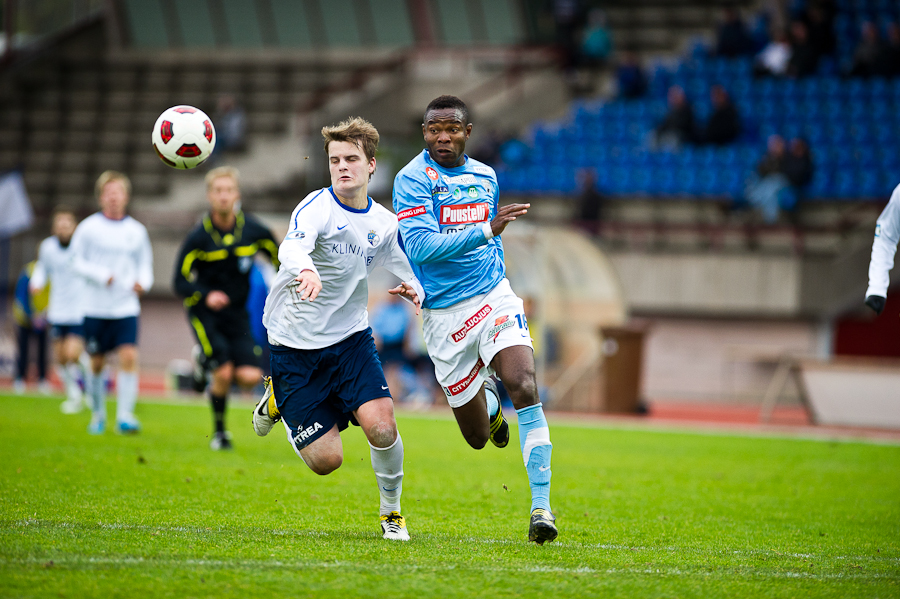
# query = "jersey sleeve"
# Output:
<box><xmin>29</xmin><ymin>240</ymin><xmax>49</xmax><ymax>291</ymax></box>
<box><xmin>279</xmin><ymin>194</ymin><xmax>324</xmax><ymax>278</ymax></box>
<box><xmin>136</xmin><ymin>226</ymin><xmax>154</xmax><ymax>291</ymax></box>
<box><xmin>257</xmin><ymin>227</ymin><xmax>280</xmax><ymax>269</ymax></box>
<box><xmin>866</xmin><ymin>184</ymin><xmax>900</xmax><ymax>298</ymax></box>
<box><xmin>173</xmin><ymin>230</ymin><xmax>209</xmax><ymax>302</ymax></box>
<box><xmin>392</xmin><ymin>170</ymin><xmax>492</xmax><ymax>265</ymax></box>
<box><xmin>373</xmin><ymin>218</ymin><xmax>426</xmax><ymax>306</ymax></box>
<box><xmin>69</xmin><ymin>221</ymin><xmax>114</xmax><ymax>286</ymax></box>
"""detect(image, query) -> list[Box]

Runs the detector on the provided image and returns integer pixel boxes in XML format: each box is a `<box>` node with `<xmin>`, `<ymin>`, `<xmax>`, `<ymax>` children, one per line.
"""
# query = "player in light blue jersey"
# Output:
<box><xmin>393</xmin><ymin>95</ymin><xmax>558</xmax><ymax>544</ymax></box>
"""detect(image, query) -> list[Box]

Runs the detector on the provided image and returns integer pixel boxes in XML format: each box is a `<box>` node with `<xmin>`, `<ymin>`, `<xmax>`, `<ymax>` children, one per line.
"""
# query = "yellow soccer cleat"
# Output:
<box><xmin>251</xmin><ymin>376</ymin><xmax>281</xmax><ymax>436</ymax></box>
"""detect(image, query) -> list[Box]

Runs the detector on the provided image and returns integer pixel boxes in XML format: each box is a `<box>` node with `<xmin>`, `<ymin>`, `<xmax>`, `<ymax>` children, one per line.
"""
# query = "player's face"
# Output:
<box><xmin>423</xmin><ymin>109</ymin><xmax>472</xmax><ymax>168</ymax></box>
<box><xmin>207</xmin><ymin>175</ymin><xmax>240</xmax><ymax>215</ymax></box>
<box><xmin>52</xmin><ymin>213</ymin><xmax>76</xmax><ymax>244</ymax></box>
<box><xmin>99</xmin><ymin>180</ymin><xmax>129</xmax><ymax>220</ymax></box>
<box><xmin>328</xmin><ymin>140</ymin><xmax>375</xmax><ymax>197</ymax></box>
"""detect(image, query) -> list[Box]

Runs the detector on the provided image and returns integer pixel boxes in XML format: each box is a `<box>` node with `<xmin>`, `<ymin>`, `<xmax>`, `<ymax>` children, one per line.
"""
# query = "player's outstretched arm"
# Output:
<box><xmin>490</xmin><ymin>203</ymin><xmax>530</xmax><ymax>237</ymax></box>
<box><xmin>388</xmin><ymin>282</ymin><xmax>422</xmax><ymax>315</ymax></box>
<box><xmin>292</xmin><ymin>269</ymin><xmax>321</xmax><ymax>302</ymax></box>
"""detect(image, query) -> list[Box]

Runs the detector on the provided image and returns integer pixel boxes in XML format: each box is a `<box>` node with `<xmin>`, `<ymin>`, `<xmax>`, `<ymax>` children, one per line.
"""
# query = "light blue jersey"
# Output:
<box><xmin>392</xmin><ymin>150</ymin><xmax>505</xmax><ymax>309</ymax></box>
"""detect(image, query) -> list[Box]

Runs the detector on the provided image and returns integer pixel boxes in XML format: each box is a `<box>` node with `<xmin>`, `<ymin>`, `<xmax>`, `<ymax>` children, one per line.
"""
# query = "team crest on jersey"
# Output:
<box><xmin>467</xmin><ymin>186</ymin><xmax>479</xmax><ymax>199</ymax></box>
<box><xmin>367</xmin><ymin>230</ymin><xmax>380</xmax><ymax>246</ymax></box>
<box><xmin>426</xmin><ymin>167</ymin><xmax>439</xmax><ymax>181</ymax></box>
<box><xmin>452</xmin><ymin>188</ymin><xmax>462</xmax><ymax>200</ymax></box>
<box><xmin>487</xmin><ymin>315</ymin><xmax>515</xmax><ymax>342</ymax></box>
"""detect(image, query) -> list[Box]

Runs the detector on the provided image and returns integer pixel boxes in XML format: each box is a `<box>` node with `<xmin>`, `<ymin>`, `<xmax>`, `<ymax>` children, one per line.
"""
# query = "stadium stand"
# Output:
<box><xmin>498</xmin><ymin>0</ymin><xmax>900</xmax><ymax>203</ymax></box>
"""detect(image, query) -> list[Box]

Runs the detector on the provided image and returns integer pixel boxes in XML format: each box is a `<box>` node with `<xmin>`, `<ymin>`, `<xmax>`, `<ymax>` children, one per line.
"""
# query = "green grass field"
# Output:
<box><xmin>0</xmin><ymin>393</ymin><xmax>898</xmax><ymax>598</ymax></box>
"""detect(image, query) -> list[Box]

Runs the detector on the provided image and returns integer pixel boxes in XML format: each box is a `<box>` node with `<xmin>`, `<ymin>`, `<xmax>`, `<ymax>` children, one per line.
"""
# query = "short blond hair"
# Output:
<box><xmin>205</xmin><ymin>166</ymin><xmax>240</xmax><ymax>190</ymax></box>
<box><xmin>321</xmin><ymin>117</ymin><xmax>379</xmax><ymax>165</ymax></box>
<box><xmin>95</xmin><ymin>170</ymin><xmax>131</xmax><ymax>199</ymax></box>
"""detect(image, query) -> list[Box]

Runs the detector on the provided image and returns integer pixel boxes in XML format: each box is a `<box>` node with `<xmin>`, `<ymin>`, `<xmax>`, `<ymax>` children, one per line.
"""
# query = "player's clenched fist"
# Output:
<box><xmin>490</xmin><ymin>203</ymin><xmax>530</xmax><ymax>237</ymax></box>
<box><xmin>292</xmin><ymin>269</ymin><xmax>322</xmax><ymax>302</ymax></box>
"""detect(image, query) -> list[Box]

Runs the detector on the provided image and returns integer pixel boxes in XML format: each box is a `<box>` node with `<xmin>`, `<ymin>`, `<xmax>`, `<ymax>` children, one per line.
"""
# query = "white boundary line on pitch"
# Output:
<box><xmin>0</xmin><ymin>555</ymin><xmax>896</xmax><ymax>581</ymax></box>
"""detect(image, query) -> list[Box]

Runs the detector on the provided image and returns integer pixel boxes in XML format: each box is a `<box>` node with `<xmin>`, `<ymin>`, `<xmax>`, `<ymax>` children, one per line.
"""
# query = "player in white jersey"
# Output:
<box><xmin>29</xmin><ymin>207</ymin><xmax>87</xmax><ymax>414</ymax></box>
<box><xmin>70</xmin><ymin>171</ymin><xmax>154</xmax><ymax>435</ymax></box>
<box><xmin>252</xmin><ymin>117</ymin><xmax>423</xmax><ymax>541</ymax></box>
<box><xmin>393</xmin><ymin>95</ymin><xmax>557</xmax><ymax>544</ymax></box>
<box><xmin>865</xmin><ymin>183</ymin><xmax>900</xmax><ymax>316</ymax></box>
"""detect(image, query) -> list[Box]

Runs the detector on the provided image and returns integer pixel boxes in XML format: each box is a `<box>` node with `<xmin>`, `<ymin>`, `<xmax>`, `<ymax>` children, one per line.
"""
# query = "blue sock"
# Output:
<box><xmin>516</xmin><ymin>403</ymin><xmax>552</xmax><ymax>512</ymax></box>
<box><xmin>484</xmin><ymin>381</ymin><xmax>500</xmax><ymax>418</ymax></box>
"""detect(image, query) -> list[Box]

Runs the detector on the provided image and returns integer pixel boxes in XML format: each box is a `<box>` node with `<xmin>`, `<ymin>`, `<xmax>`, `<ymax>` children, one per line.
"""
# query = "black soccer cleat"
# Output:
<box><xmin>528</xmin><ymin>508</ymin><xmax>558</xmax><ymax>545</ymax></box>
<box><xmin>485</xmin><ymin>379</ymin><xmax>509</xmax><ymax>448</ymax></box>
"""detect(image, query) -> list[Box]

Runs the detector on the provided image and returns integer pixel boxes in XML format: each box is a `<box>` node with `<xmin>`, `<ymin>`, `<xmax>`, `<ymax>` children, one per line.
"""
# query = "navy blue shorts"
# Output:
<box><xmin>270</xmin><ymin>327</ymin><xmax>391</xmax><ymax>451</ymax></box>
<box><xmin>83</xmin><ymin>316</ymin><xmax>138</xmax><ymax>355</ymax></box>
<box><xmin>50</xmin><ymin>323</ymin><xmax>84</xmax><ymax>340</ymax></box>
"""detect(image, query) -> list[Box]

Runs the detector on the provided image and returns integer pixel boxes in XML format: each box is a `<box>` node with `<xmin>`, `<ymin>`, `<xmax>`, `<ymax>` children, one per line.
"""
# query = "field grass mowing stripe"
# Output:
<box><xmin>6</xmin><ymin>519</ymin><xmax>898</xmax><ymax>566</ymax></box>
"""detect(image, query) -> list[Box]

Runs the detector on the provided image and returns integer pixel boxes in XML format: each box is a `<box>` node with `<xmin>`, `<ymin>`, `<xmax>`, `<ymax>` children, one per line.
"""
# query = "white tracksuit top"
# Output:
<box><xmin>263</xmin><ymin>187</ymin><xmax>424</xmax><ymax>350</ymax></box>
<box><xmin>69</xmin><ymin>212</ymin><xmax>154</xmax><ymax>319</ymax></box>
<box><xmin>30</xmin><ymin>236</ymin><xmax>87</xmax><ymax>326</ymax></box>
<box><xmin>866</xmin><ymin>183</ymin><xmax>900</xmax><ymax>299</ymax></box>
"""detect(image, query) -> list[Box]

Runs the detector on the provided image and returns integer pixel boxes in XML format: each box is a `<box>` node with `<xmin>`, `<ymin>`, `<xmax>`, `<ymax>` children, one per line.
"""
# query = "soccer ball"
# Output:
<box><xmin>151</xmin><ymin>106</ymin><xmax>216</xmax><ymax>169</ymax></box>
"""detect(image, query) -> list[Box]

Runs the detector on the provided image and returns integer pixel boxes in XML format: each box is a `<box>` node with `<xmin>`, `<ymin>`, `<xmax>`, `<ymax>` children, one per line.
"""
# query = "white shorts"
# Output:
<box><xmin>423</xmin><ymin>278</ymin><xmax>533</xmax><ymax>408</ymax></box>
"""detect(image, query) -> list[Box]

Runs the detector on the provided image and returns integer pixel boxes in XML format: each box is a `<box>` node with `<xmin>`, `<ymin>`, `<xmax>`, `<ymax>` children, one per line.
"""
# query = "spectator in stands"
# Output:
<box><xmin>784</xmin><ymin>137</ymin><xmax>813</xmax><ymax>190</ymax></box>
<box><xmin>615</xmin><ymin>51</ymin><xmax>647</xmax><ymax>99</ymax></box>
<box><xmin>805</xmin><ymin>3</ymin><xmax>836</xmax><ymax>59</ymax></box>
<box><xmin>700</xmin><ymin>85</ymin><xmax>741</xmax><ymax>145</ymax></box>
<box><xmin>848</xmin><ymin>21</ymin><xmax>883</xmax><ymax>77</ymax></box>
<box><xmin>653</xmin><ymin>85</ymin><xmax>696</xmax><ymax>148</ymax></box>
<box><xmin>745</xmin><ymin>134</ymin><xmax>791</xmax><ymax>223</ymax></box>
<box><xmin>214</xmin><ymin>94</ymin><xmax>247</xmax><ymax>153</ymax></box>
<box><xmin>574</xmin><ymin>169</ymin><xmax>605</xmax><ymax>235</ymax></box>
<box><xmin>715</xmin><ymin>6</ymin><xmax>754</xmax><ymax>57</ymax></box>
<box><xmin>786</xmin><ymin>20</ymin><xmax>819</xmax><ymax>78</ymax></box>
<box><xmin>12</xmin><ymin>261</ymin><xmax>50</xmax><ymax>395</ymax></box>
<box><xmin>553</xmin><ymin>0</ymin><xmax>585</xmax><ymax>73</ymax></box>
<box><xmin>754</xmin><ymin>30</ymin><xmax>792</xmax><ymax>77</ymax></box>
<box><xmin>876</xmin><ymin>22</ymin><xmax>900</xmax><ymax>78</ymax></box>
<box><xmin>579</xmin><ymin>9</ymin><xmax>612</xmax><ymax>69</ymax></box>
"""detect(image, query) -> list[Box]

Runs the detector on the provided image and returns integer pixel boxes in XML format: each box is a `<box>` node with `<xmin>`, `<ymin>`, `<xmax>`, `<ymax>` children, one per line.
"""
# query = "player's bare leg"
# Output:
<box><xmin>492</xmin><ymin>345</ymin><xmax>557</xmax><ymax>544</ymax></box>
<box><xmin>355</xmin><ymin>397</ymin><xmax>409</xmax><ymax>540</ymax></box>
<box><xmin>86</xmin><ymin>353</ymin><xmax>107</xmax><ymax>434</ymax></box>
<box><xmin>57</xmin><ymin>335</ymin><xmax>86</xmax><ymax>414</ymax></box>
<box><xmin>298</xmin><ymin>425</ymin><xmax>344</xmax><ymax>475</ymax></box>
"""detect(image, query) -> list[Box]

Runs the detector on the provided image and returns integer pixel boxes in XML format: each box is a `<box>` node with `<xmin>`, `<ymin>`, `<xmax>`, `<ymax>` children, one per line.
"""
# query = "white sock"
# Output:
<box><xmin>484</xmin><ymin>381</ymin><xmax>500</xmax><ymax>417</ymax></box>
<box><xmin>88</xmin><ymin>371</ymin><xmax>105</xmax><ymax>418</ymax></box>
<box><xmin>64</xmin><ymin>363</ymin><xmax>82</xmax><ymax>402</ymax></box>
<box><xmin>55</xmin><ymin>364</ymin><xmax>70</xmax><ymax>393</ymax></box>
<box><xmin>370</xmin><ymin>434</ymin><xmax>404</xmax><ymax>516</ymax></box>
<box><xmin>116</xmin><ymin>371</ymin><xmax>138</xmax><ymax>423</ymax></box>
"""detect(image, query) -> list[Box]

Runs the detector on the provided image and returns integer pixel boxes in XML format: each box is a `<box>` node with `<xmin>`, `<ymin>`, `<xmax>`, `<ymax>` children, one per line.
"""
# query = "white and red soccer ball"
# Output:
<box><xmin>151</xmin><ymin>106</ymin><xmax>216</xmax><ymax>169</ymax></box>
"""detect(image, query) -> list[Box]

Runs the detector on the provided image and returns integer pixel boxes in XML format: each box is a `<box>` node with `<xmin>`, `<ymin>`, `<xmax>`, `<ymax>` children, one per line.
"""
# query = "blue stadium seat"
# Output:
<box><xmin>832</xmin><ymin>171</ymin><xmax>857</xmax><ymax>198</ymax></box>
<box><xmin>859</xmin><ymin>169</ymin><xmax>882</xmax><ymax>197</ymax></box>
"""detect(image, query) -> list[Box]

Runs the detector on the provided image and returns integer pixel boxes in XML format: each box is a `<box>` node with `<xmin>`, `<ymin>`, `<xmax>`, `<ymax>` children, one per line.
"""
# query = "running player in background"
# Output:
<box><xmin>30</xmin><ymin>207</ymin><xmax>88</xmax><ymax>414</ymax></box>
<box><xmin>70</xmin><ymin>171</ymin><xmax>153</xmax><ymax>435</ymax></box>
<box><xmin>865</xmin><ymin>183</ymin><xmax>900</xmax><ymax>316</ymax></box>
<box><xmin>251</xmin><ymin>117</ymin><xmax>423</xmax><ymax>541</ymax></box>
<box><xmin>392</xmin><ymin>95</ymin><xmax>558</xmax><ymax>544</ymax></box>
<box><xmin>173</xmin><ymin>167</ymin><xmax>280</xmax><ymax>451</ymax></box>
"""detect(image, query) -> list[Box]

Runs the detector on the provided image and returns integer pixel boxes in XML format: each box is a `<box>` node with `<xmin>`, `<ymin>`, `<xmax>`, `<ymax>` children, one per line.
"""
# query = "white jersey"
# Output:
<box><xmin>263</xmin><ymin>187</ymin><xmax>424</xmax><ymax>350</ymax></box>
<box><xmin>866</xmin><ymin>183</ymin><xmax>900</xmax><ymax>298</ymax></box>
<box><xmin>30</xmin><ymin>236</ymin><xmax>86</xmax><ymax>325</ymax></box>
<box><xmin>70</xmin><ymin>212</ymin><xmax>154</xmax><ymax>319</ymax></box>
